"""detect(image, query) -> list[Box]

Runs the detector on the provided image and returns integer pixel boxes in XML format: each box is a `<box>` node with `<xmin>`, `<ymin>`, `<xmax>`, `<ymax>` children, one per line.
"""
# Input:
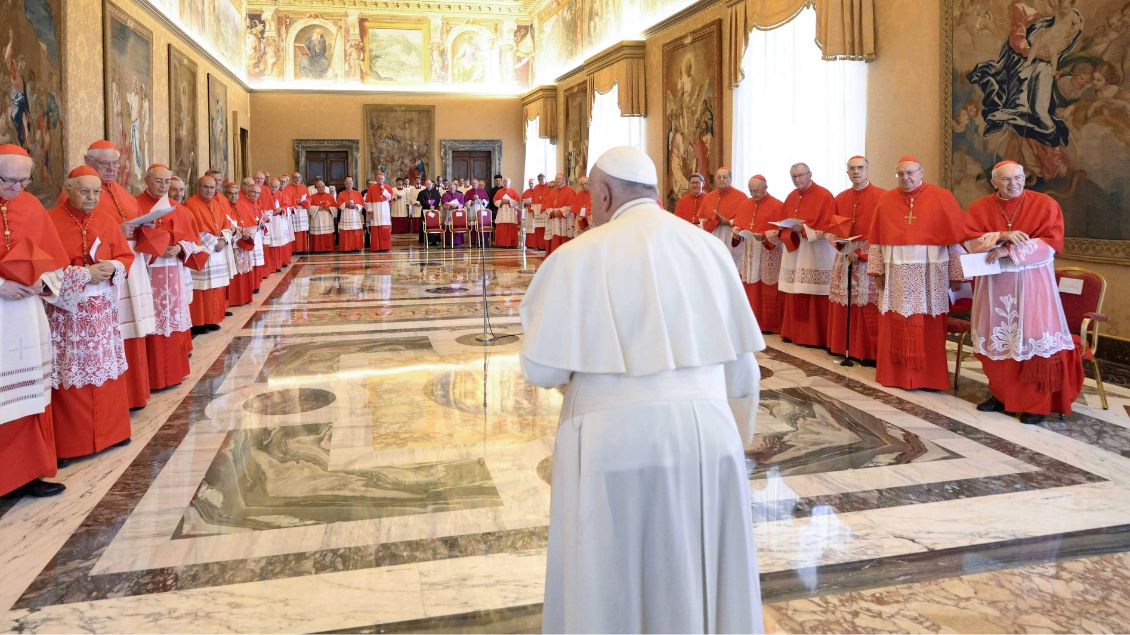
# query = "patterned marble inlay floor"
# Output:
<box><xmin>3</xmin><ymin>241</ymin><xmax>1130</xmax><ymax>633</ymax></box>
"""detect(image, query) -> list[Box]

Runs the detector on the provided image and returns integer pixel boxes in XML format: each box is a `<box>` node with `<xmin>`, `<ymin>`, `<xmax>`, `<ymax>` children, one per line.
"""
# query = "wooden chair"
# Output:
<box><xmin>423</xmin><ymin>210</ymin><xmax>444</xmax><ymax>252</ymax></box>
<box><xmin>448</xmin><ymin>209</ymin><xmax>470</xmax><ymax>248</ymax></box>
<box><xmin>1056</xmin><ymin>267</ymin><xmax>1110</xmax><ymax>409</ymax></box>
<box><xmin>949</xmin><ymin>282</ymin><xmax>975</xmax><ymax>393</ymax></box>
<box><xmin>475</xmin><ymin>209</ymin><xmax>494</xmax><ymax>247</ymax></box>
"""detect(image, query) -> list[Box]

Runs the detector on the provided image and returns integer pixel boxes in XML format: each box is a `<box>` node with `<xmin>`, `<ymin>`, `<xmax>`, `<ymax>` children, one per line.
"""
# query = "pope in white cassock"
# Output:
<box><xmin>520</xmin><ymin>146</ymin><xmax>766</xmax><ymax>633</ymax></box>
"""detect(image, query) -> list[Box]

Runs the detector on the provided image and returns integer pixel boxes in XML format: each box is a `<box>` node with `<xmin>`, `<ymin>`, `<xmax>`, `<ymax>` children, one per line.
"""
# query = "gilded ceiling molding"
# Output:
<box><xmin>246</xmin><ymin>0</ymin><xmax>528</xmax><ymax>17</ymax></box>
<box><xmin>521</xmin><ymin>86</ymin><xmax>558</xmax><ymax>141</ymax></box>
<box><xmin>583</xmin><ymin>41</ymin><xmax>646</xmax><ymax>118</ymax></box>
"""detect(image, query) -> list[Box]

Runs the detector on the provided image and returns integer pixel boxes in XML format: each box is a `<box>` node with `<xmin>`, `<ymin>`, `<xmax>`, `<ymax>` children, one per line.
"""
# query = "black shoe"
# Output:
<box><xmin>224</xmin><ymin>311</ymin><xmax>233</xmax><ymax>316</ymax></box>
<box><xmin>111</xmin><ymin>438</ymin><xmax>131</xmax><ymax>448</ymax></box>
<box><xmin>1020</xmin><ymin>412</ymin><xmax>1045</xmax><ymax>425</ymax></box>
<box><xmin>781</xmin><ymin>337</ymin><xmax>793</xmax><ymax>344</ymax></box>
<box><xmin>56</xmin><ymin>457</ymin><xmax>74</xmax><ymax>469</ymax></box>
<box><xmin>190</xmin><ymin>325</ymin><xmax>210</xmax><ymax>336</ymax></box>
<box><xmin>253</xmin><ymin>290</ymin><xmax>260</xmax><ymax>294</ymax></box>
<box><xmin>206</xmin><ymin>324</ymin><xmax>221</xmax><ymax>331</ymax></box>
<box><xmin>859</xmin><ymin>359</ymin><xmax>876</xmax><ymax>368</ymax></box>
<box><xmin>1</xmin><ymin>479</ymin><xmax>66</xmax><ymax>499</ymax></box>
<box><xmin>977</xmin><ymin>396</ymin><xmax>1005</xmax><ymax>412</ymax></box>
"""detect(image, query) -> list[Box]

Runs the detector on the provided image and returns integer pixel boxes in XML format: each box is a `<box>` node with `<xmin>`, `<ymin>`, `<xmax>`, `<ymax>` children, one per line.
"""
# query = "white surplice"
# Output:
<box><xmin>0</xmin><ymin>277</ymin><xmax>56</xmax><ymax>423</ymax></box>
<box><xmin>520</xmin><ymin>198</ymin><xmax>765</xmax><ymax>634</ymax></box>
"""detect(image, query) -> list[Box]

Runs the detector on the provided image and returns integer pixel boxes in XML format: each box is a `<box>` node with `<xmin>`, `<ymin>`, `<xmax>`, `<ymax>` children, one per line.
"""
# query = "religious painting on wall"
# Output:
<box><xmin>207</xmin><ymin>74</ymin><xmax>229</xmax><ymax>179</ymax></box>
<box><xmin>514</xmin><ymin>24</ymin><xmax>535</xmax><ymax>87</ymax></box>
<box><xmin>362</xmin><ymin>23</ymin><xmax>427</xmax><ymax>84</ymax></box>
<box><xmin>168</xmin><ymin>46</ymin><xmax>198</xmax><ymax>193</ymax></box>
<box><xmin>662</xmin><ymin>20</ymin><xmax>722</xmax><ymax>212</ymax></box>
<box><xmin>208</xmin><ymin>0</ymin><xmax>245</xmax><ymax>70</ymax></box>
<box><xmin>945</xmin><ymin>0</ymin><xmax>1130</xmax><ymax>262</ymax></box>
<box><xmin>537</xmin><ymin>0</ymin><xmax>584</xmax><ymax>78</ymax></box>
<box><xmin>103</xmin><ymin>2</ymin><xmax>153</xmax><ymax>192</ymax></box>
<box><xmin>564</xmin><ymin>84</ymin><xmax>589</xmax><ymax>186</ymax></box>
<box><xmin>449</xmin><ymin>27</ymin><xmax>497</xmax><ymax>84</ymax></box>
<box><xmin>363</xmin><ymin>104</ymin><xmax>434</xmax><ymax>182</ymax></box>
<box><xmin>293</xmin><ymin>23</ymin><xmax>337</xmax><ymax>80</ymax></box>
<box><xmin>4</xmin><ymin>0</ymin><xmax>65</xmax><ymax>205</ymax></box>
<box><xmin>584</xmin><ymin>0</ymin><xmax>622</xmax><ymax>53</ymax></box>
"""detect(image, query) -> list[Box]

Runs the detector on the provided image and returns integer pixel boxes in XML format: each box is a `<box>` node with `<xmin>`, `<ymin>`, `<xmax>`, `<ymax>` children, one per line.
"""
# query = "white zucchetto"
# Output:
<box><xmin>591</xmin><ymin>146</ymin><xmax>658</xmax><ymax>186</ymax></box>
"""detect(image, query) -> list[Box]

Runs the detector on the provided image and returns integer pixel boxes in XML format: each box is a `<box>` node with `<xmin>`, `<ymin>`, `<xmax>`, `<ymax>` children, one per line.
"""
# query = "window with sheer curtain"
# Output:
<box><xmin>524</xmin><ymin>117</ymin><xmax>557</xmax><ymax>186</ymax></box>
<box><xmin>731</xmin><ymin>7</ymin><xmax>867</xmax><ymax>195</ymax></box>
<box><xmin>586</xmin><ymin>84</ymin><xmax>647</xmax><ymax>173</ymax></box>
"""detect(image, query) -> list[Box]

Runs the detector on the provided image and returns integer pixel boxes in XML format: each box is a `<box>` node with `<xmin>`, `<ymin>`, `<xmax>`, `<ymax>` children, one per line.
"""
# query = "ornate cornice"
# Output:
<box><xmin>582</xmin><ymin>40</ymin><xmax>646</xmax><ymax>74</ymax></box>
<box><xmin>1063</xmin><ymin>238</ymin><xmax>1130</xmax><ymax>265</ymax></box>
<box><xmin>247</xmin><ymin>0</ymin><xmax>528</xmax><ymax>17</ymax></box>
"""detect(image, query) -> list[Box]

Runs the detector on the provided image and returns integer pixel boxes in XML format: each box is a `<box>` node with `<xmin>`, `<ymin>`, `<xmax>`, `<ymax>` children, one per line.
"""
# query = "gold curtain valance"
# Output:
<box><xmin>521</xmin><ymin>86</ymin><xmax>559</xmax><ymax>141</ymax></box>
<box><xmin>727</xmin><ymin>0</ymin><xmax>875</xmax><ymax>87</ymax></box>
<box><xmin>584</xmin><ymin>41</ymin><xmax>647</xmax><ymax>118</ymax></box>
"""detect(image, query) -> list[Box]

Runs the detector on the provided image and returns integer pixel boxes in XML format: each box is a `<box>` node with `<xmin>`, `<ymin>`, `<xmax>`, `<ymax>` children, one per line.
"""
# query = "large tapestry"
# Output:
<box><xmin>3</xmin><ymin>0</ymin><xmax>65</xmax><ymax>205</ymax></box>
<box><xmin>207</xmin><ymin>74</ymin><xmax>228</xmax><ymax>179</ymax></box>
<box><xmin>662</xmin><ymin>20</ymin><xmax>722</xmax><ymax>212</ymax></box>
<box><xmin>945</xmin><ymin>0</ymin><xmax>1130</xmax><ymax>262</ymax></box>
<box><xmin>363</xmin><ymin>23</ymin><xmax>427</xmax><ymax>84</ymax></box>
<box><xmin>363</xmin><ymin>105</ymin><xmax>434</xmax><ymax>182</ymax></box>
<box><xmin>104</xmin><ymin>2</ymin><xmax>153</xmax><ymax>192</ymax></box>
<box><xmin>168</xmin><ymin>45</ymin><xmax>198</xmax><ymax>192</ymax></box>
<box><xmin>564</xmin><ymin>84</ymin><xmax>588</xmax><ymax>185</ymax></box>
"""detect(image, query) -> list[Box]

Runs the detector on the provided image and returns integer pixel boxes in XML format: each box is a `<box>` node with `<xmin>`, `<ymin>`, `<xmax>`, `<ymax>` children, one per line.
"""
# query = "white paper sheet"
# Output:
<box><xmin>959</xmin><ymin>252</ymin><xmax>1002</xmax><ymax>277</ymax></box>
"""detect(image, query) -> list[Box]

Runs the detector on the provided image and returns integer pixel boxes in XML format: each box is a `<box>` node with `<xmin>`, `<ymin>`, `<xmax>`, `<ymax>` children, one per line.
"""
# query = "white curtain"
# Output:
<box><xmin>731</xmin><ymin>7</ymin><xmax>867</xmax><ymax>196</ymax></box>
<box><xmin>587</xmin><ymin>84</ymin><xmax>647</xmax><ymax>173</ymax></box>
<box><xmin>524</xmin><ymin>116</ymin><xmax>557</xmax><ymax>186</ymax></box>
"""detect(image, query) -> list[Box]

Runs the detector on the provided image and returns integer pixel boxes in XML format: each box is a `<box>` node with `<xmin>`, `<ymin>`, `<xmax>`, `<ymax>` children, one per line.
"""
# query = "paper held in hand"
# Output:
<box><xmin>835</xmin><ymin>235</ymin><xmax>863</xmax><ymax>244</ymax></box>
<box><xmin>125</xmin><ymin>195</ymin><xmax>175</xmax><ymax>227</ymax></box>
<box><xmin>769</xmin><ymin>218</ymin><xmax>804</xmax><ymax>229</ymax></box>
<box><xmin>737</xmin><ymin>230</ymin><xmax>760</xmax><ymax>241</ymax></box>
<box><xmin>959</xmin><ymin>252</ymin><xmax>1002</xmax><ymax>277</ymax></box>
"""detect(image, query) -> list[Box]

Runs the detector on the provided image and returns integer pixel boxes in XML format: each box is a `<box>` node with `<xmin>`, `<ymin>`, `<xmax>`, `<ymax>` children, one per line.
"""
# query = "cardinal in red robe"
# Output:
<box><xmin>184</xmin><ymin>176</ymin><xmax>233</xmax><ymax>328</ymax></box>
<box><xmin>732</xmin><ymin>175</ymin><xmax>785</xmax><ymax>333</ymax></box>
<box><xmin>674</xmin><ymin>173</ymin><xmax>708</xmax><ymax>224</ymax></box>
<box><xmin>868</xmin><ymin>156</ymin><xmax>967</xmax><ymax>391</ymax></box>
<box><xmin>493</xmin><ymin>180</ymin><xmax>522</xmax><ymax>247</ymax></box>
<box><xmin>963</xmin><ymin>160</ymin><xmax>1083</xmax><ymax>423</ymax></box>
<box><xmin>364</xmin><ymin>174</ymin><xmax>394</xmax><ymax>252</ymax></box>
<box><xmin>46</xmin><ymin>166</ymin><xmax>134</xmax><ymax>461</ymax></box>
<box><xmin>0</xmin><ymin>145</ymin><xmax>70</xmax><ymax>498</ymax></box>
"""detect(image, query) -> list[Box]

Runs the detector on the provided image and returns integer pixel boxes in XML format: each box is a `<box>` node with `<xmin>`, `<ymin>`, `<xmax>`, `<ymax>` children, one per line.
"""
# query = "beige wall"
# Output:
<box><xmin>248</xmin><ymin>93</ymin><xmax>525</xmax><ymax>181</ymax></box>
<box><xmin>63</xmin><ymin>0</ymin><xmax>251</xmax><ymax>182</ymax></box>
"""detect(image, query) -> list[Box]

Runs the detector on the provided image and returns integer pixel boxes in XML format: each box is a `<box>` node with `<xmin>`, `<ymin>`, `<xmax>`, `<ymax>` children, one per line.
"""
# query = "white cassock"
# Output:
<box><xmin>520</xmin><ymin>198</ymin><xmax>765</xmax><ymax>634</ymax></box>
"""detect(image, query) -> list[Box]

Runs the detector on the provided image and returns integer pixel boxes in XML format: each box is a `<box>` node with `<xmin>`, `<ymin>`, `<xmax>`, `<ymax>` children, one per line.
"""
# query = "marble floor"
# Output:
<box><xmin>3</xmin><ymin>236</ymin><xmax>1130</xmax><ymax>633</ymax></box>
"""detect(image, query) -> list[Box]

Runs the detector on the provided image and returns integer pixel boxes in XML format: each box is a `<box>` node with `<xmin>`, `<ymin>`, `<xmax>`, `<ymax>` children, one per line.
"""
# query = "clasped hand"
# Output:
<box><xmin>86</xmin><ymin>260</ymin><xmax>116</xmax><ymax>283</ymax></box>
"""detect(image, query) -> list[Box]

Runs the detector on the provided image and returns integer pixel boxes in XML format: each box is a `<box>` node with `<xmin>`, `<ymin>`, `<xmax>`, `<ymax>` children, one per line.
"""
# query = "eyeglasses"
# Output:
<box><xmin>896</xmin><ymin>168</ymin><xmax>922</xmax><ymax>178</ymax></box>
<box><xmin>790</xmin><ymin>172</ymin><xmax>811</xmax><ymax>179</ymax></box>
<box><xmin>0</xmin><ymin>175</ymin><xmax>31</xmax><ymax>185</ymax></box>
<box><xmin>91</xmin><ymin>159</ymin><xmax>120</xmax><ymax>169</ymax></box>
<box><xmin>70</xmin><ymin>187</ymin><xmax>102</xmax><ymax>197</ymax></box>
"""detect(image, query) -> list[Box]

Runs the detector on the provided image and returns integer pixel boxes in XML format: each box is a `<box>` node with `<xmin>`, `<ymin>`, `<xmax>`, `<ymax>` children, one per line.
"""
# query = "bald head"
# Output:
<box><xmin>144</xmin><ymin>165</ymin><xmax>173</xmax><ymax>197</ymax></box>
<box><xmin>65</xmin><ymin>174</ymin><xmax>103</xmax><ymax>212</ymax></box>
<box><xmin>554</xmin><ymin>172</ymin><xmax>566</xmax><ymax>187</ymax></box>
<box><xmin>269</xmin><ymin>178</ymin><xmax>281</xmax><ymax>192</ymax></box>
<box><xmin>241</xmin><ymin>177</ymin><xmax>258</xmax><ymax>199</ymax></box>
<box><xmin>847</xmin><ymin>156</ymin><xmax>870</xmax><ymax>189</ymax></box>
<box><xmin>0</xmin><ymin>154</ymin><xmax>33</xmax><ymax>200</ymax></box>
<box><xmin>748</xmin><ymin>176</ymin><xmax>767</xmax><ymax>200</ymax></box>
<box><xmin>197</xmin><ymin>175</ymin><xmax>217</xmax><ymax>200</ymax></box>
<box><xmin>895</xmin><ymin>159</ymin><xmax>924</xmax><ymax>193</ymax></box>
<box><xmin>254</xmin><ymin>171</ymin><xmax>266</xmax><ymax>185</ymax></box>
<box><xmin>991</xmin><ymin>162</ymin><xmax>1025</xmax><ymax>200</ymax></box>
<box><xmin>315</xmin><ymin>180</ymin><xmax>326</xmax><ymax>193</ymax></box>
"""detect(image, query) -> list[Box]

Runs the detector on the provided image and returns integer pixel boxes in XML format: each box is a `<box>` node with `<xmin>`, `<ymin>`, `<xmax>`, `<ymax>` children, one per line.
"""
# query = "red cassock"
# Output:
<box><xmin>525</xmin><ymin>184</ymin><xmax>548</xmax><ymax>250</ymax></box>
<box><xmin>545</xmin><ymin>186</ymin><xmax>576</xmax><ymax>255</ymax></box>
<box><xmin>274</xmin><ymin>188</ymin><xmax>294</xmax><ymax>264</ymax></box>
<box><xmin>778</xmin><ymin>183</ymin><xmax>836</xmax><ymax>347</ymax></box>
<box><xmin>674</xmin><ymin>192</ymin><xmax>707</xmax><ymax>225</ymax></box>
<box><xmin>363</xmin><ymin>185</ymin><xmax>394</xmax><ymax>252</ymax></box>
<box><xmin>733</xmin><ymin>194</ymin><xmax>785</xmax><ymax>333</ymax></box>
<box><xmin>965</xmin><ymin>191</ymin><xmax>1083</xmax><ymax>414</ymax></box>
<box><xmin>95</xmin><ymin>180</ymin><xmax>151</xmax><ymax>409</ymax></box>
<box><xmin>308</xmin><ymin>192</ymin><xmax>338</xmax><ymax>253</ymax></box>
<box><xmin>285</xmin><ymin>184</ymin><xmax>311</xmax><ymax>253</ymax></box>
<box><xmin>827</xmin><ymin>183</ymin><xmax>886</xmax><ymax>361</ymax></box>
<box><xmin>0</xmin><ymin>192</ymin><xmax>70</xmax><ymax>494</ymax></box>
<box><xmin>256</xmin><ymin>188</ymin><xmax>281</xmax><ymax>272</ymax></box>
<box><xmin>46</xmin><ymin>200</ymin><xmax>135</xmax><ymax>459</ymax></box>
<box><xmin>135</xmin><ymin>192</ymin><xmax>197</xmax><ymax>390</ymax></box>
<box><xmin>184</xmin><ymin>193</ymin><xmax>231</xmax><ymax>326</ymax></box>
<box><xmin>573</xmin><ymin>190</ymin><xmax>593</xmax><ymax>233</ymax></box>
<box><xmin>337</xmin><ymin>189</ymin><xmax>365</xmax><ymax>252</ymax></box>
<box><xmin>868</xmin><ymin>184</ymin><xmax>967</xmax><ymax>390</ymax></box>
<box><xmin>235</xmin><ymin>194</ymin><xmax>266</xmax><ymax>290</ymax></box>
<box><xmin>696</xmin><ymin>187</ymin><xmax>746</xmax><ymax>233</ymax></box>
<box><xmin>493</xmin><ymin>187</ymin><xmax>521</xmax><ymax>247</ymax></box>
<box><xmin>216</xmin><ymin>195</ymin><xmax>253</xmax><ymax>307</ymax></box>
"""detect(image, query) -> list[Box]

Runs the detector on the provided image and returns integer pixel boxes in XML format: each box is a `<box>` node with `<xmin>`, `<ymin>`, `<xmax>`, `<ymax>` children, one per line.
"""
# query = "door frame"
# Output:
<box><xmin>293</xmin><ymin>139</ymin><xmax>361</xmax><ymax>183</ymax></box>
<box><xmin>440</xmin><ymin>139</ymin><xmax>502</xmax><ymax>181</ymax></box>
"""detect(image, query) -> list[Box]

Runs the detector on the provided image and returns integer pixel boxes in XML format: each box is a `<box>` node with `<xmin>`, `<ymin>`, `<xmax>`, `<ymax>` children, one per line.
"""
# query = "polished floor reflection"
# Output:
<box><xmin>3</xmin><ymin>237</ymin><xmax>1130</xmax><ymax>633</ymax></box>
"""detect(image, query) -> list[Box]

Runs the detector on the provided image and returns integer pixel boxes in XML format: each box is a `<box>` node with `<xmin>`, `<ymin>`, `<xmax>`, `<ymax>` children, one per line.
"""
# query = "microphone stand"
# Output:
<box><xmin>474</xmin><ymin>215</ymin><xmax>498</xmax><ymax>344</ymax></box>
<box><xmin>839</xmin><ymin>251</ymin><xmax>855</xmax><ymax>367</ymax></box>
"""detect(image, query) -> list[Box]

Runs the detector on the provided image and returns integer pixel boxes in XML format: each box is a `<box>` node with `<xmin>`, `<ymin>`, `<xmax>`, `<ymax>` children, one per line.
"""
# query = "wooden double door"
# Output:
<box><xmin>449</xmin><ymin>150</ymin><xmax>491</xmax><ymax>183</ymax></box>
<box><xmin>304</xmin><ymin>151</ymin><xmax>350</xmax><ymax>192</ymax></box>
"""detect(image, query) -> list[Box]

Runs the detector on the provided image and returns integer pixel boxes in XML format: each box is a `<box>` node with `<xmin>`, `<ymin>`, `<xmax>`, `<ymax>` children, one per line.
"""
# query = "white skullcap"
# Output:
<box><xmin>592</xmin><ymin>146</ymin><xmax>658</xmax><ymax>186</ymax></box>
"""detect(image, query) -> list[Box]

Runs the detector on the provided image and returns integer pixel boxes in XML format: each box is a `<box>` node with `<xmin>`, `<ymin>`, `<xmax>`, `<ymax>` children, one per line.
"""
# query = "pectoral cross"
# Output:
<box><xmin>904</xmin><ymin>209</ymin><xmax>917</xmax><ymax>224</ymax></box>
